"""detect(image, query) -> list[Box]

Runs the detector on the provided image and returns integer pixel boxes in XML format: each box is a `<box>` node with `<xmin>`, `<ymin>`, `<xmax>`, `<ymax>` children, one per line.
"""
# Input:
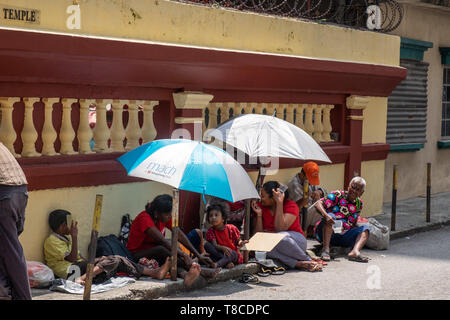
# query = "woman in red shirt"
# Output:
<box><xmin>252</xmin><ymin>181</ymin><xmax>322</xmax><ymax>272</ymax></box>
<box><xmin>127</xmin><ymin>194</ymin><xmax>220</xmax><ymax>287</ymax></box>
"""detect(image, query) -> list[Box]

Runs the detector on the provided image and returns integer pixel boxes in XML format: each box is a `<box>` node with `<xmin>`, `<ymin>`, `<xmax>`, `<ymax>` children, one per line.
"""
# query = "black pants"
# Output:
<box><xmin>204</xmin><ymin>242</ymin><xmax>239</xmax><ymax>268</ymax></box>
<box><xmin>0</xmin><ymin>185</ymin><xmax>31</xmax><ymax>300</ymax></box>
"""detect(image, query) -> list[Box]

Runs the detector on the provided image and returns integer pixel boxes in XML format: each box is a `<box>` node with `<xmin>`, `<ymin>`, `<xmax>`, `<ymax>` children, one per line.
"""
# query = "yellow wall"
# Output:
<box><xmin>21</xmin><ymin>182</ymin><xmax>172</xmax><ymax>262</ymax></box>
<box><xmin>362</xmin><ymin>97</ymin><xmax>388</xmax><ymax>145</ymax></box>
<box><xmin>383</xmin><ymin>5</ymin><xmax>450</xmax><ymax>201</ymax></box>
<box><xmin>0</xmin><ymin>0</ymin><xmax>400</xmax><ymax>66</ymax></box>
<box><xmin>361</xmin><ymin>160</ymin><xmax>385</xmax><ymax>217</ymax></box>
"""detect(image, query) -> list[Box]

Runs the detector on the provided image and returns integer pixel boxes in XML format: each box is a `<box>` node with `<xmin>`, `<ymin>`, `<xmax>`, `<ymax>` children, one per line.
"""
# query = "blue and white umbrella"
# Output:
<box><xmin>117</xmin><ymin>139</ymin><xmax>259</xmax><ymax>202</ymax></box>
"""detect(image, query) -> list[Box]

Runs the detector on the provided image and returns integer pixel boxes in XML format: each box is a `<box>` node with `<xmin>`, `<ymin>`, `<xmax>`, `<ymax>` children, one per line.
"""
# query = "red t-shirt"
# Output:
<box><xmin>257</xmin><ymin>200</ymin><xmax>305</xmax><ymax>236</ymax></box>
<box><xmin>126</xmin><ymin>211</ymin><xmax>172</xmax><ymax>254</ymax></box>
<box><xmin>206</xmin><ymin>224</ymin><xmax>243</xmax><ymax>264</ymax></box>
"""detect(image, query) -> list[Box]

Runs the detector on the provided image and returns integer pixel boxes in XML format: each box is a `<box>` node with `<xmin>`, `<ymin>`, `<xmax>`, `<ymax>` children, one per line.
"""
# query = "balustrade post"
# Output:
<box><xmin>93</xmin><ymin>99</ymin><xmax>112</xmax><ymax>153</ymax></box>
<box><xmin>296</xmin><ymin>104</ymin><xmax>306</xmax><ymax>129</ymax></box>
<box><xmin>232</xmin><ymin>102</ymin><xmax>241</xmax><ymax>118</ymax></box>
<box><xmin>208</xmin><ymin>103</ymin><xmax>219</xmax><ymax>129</ymax></box>
<box><xmin>141</xmin><ymin>100</ymin><xmax>158</xmax><ymax>144</ymax></box>
<box><xmin>304</xmin><ymin>104</ymin><xmax>314</xmax><ymax>136</ymax></box>
<box><xmin>78</xmin><ymin>99</ymin><xmax>95</xmax><ymax>154</ymax></box>
<box><xmin>110</xmin><ymin>100</ymin><xmax>126</xmax><ymax>152</ymax></box>
<box><xmin>21</xmin><ymin>97</ymin><xmax>41</xmax><ymax>157</ymax></box>
<box><xmin>322</xmin><ymin>104</ymin><xmax>334</xmax><ymax>142</ymax></box>
<box><xmin>59</xmin><ymin>98</ymin><xmax>78</xmax><ymax>155</ymax></box>
<box><xmin>41</xmin><ymin>98</ymin><xmax>60</xmax><ymax>156</ymax></box>
<box><xmin>312</xmin><ymin>104</ymin><xmax>324</xmax><ymax>142</ymax></box>
<box><xmin>0</xmin><ymin>97</ymin><xmax>21</xmax><ymax>157</ymax></box>
<box><xmin>125</xmin><ymin>100</ymin><xmax>142</xmax><ymax>151</ymax></box>
<box><xmin>224</xmin><ymin>102</ymin><xmax>235</xmax><ymax>120</ymax></box>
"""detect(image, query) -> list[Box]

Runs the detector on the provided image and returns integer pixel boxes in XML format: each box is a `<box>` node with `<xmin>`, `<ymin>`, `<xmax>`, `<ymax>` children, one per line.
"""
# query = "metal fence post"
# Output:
<box><xmin>426</xmin><ymin>163</ymin><xmax>431</xmax><ymax>223</ymax></box>
<box><xmin>391</xmin><ymin>165</ymin><xmax>397</xmax><ymax>231</ymax></box>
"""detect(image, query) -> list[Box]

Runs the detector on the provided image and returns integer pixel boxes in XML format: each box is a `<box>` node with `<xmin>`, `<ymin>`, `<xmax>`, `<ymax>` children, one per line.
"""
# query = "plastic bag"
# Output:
<box><xmin>27</xmin><ymin>261</ymin><xmax>55</xmax><ymax>288</ymax></box>
<box><xmin>357</xmin><ymin>218</ymin><xmax>390</xmax><ymax>250</ymax></box>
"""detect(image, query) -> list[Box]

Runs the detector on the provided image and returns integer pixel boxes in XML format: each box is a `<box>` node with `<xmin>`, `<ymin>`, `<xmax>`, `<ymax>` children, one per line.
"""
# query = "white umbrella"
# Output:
<box><xmin>205</xmin><ymin>114</ymin><xmax>331</xmax><ymax>163</ymax></box>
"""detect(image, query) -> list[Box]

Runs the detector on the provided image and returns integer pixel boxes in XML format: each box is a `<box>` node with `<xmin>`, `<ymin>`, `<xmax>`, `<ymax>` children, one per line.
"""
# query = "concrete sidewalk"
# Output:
<box><xmin>377</xmin><ymin>191</ymin><xmax>450</xmax><ymax>240</ymax></box>
<box><xmin>31</xmin><ymin>191</ymin><xmax>450</xmax><ymax>300</ymax></box>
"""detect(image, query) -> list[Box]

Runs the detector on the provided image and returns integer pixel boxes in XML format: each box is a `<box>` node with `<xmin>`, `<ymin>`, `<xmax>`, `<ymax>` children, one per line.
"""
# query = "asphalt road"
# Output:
<box><xmin>161</xmin><ymin>226</ymin><xmax>450</xmax><ymax>300</ymax></box>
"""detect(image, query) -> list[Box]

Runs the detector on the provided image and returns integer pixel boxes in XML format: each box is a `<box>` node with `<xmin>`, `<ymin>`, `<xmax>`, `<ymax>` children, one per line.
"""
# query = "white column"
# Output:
<box><xmin>0</xmin><ymin>97</ymin><xmax>21</xmax><ymax>157</ymax></box>
<box><xmin>59</xmin><ymin>98</ymin><xmax>77</xmax><ymax>155</ymax></box>
<box><xmin>125</xmin><ymin>100</ymin><xmax>142</xmax><ymax>151</ymax></box>
<box><xmin>304</xmin><ymin>104</ymin><xmax>314</xmax><ymax>136</ymax></box>
<box><xmin>41</xmin><ymin>98</ymin><xmax>60</xmax><ymax>156</ymax></box>
<box><xmin>21</xmin><ymin>97</ymin><xmax>41</xmax><ymax>157</ymax></box>
<box><xmin>93</xmin><ymin>99</ymin><xmax>112</xmax><ymax>153</ymax></box>
<box><xmin>110</xmin><ymin>100</ymin><xmax>126</xmax><ymax>152</ymax></box>
<box><xmin>141</xmin><ymin>100</ymin><xmax>159</xmax><ymax>144</ymax></box>
<box><xmin>78</xmin><ymin>99</ymin><xmax>95</xmax><ymax>154</ymax></box>
<box><xmin>312</xmin><ymin>104</ymin><xmax>324</xmax><ymax>142</ymax></box>
<box><xmin>322</xmin><ymin>104</ymin><xmax>335</xmax><ymax>142</ymax></box>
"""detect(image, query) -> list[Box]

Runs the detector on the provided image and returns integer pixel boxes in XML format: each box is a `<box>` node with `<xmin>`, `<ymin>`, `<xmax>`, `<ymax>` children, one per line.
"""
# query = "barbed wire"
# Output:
<box><xmin>179</xmin><ymin>0</ymin><xmax>403</xmax><ymax>32</ymax></box>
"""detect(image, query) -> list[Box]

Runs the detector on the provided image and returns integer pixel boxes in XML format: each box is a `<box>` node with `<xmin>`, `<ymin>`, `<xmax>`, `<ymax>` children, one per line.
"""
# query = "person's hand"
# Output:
<box><xmin>324</xmin><ymin>214</ymin><xmax>335</xmax><ymax>226</ymax></box>
<box><xmin>238</xmin><ymin>240</ymin><xmax>249</xmax><ymax>248</ymax></box>
<box><xmin>311</xmin><ymin>190</ymin><xmax>322</xmax><ymax>203</ymax></box>
<box><xmin>220</xmin><ymin>246</ymin><xmax>232</xmax><ymax>257</ymax></box>
<box><xmin>69</xmin><ymin>220</ymin><xmax>78</xmax><ymax>238</ymax></box>
<box><xmin>251</xmin><ymin>200</ymin><xmax>262</xmax><ymax>217</ymax></box>
<box><xmin>272</xmin><ymin>188</ymin><xmax>285</xmax><ymax>204</ymax></box>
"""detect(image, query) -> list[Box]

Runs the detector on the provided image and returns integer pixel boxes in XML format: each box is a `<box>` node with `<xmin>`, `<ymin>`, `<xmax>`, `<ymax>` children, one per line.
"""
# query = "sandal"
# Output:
<box><xmin>348</xmin><ymin>255</ymin><xmax>370</xmax><ymax>263</ymax></box>
<box><xmin>271</xmin><ymin>266</ymin><xmax>286</xmax><ymax>275</ymax></box>
<box><xmin>321</xmin><ymin>251</ymin><xmax>331</xmax><ymax>262</ymax></box>
<box><xmin>257</xmin><ymin>267</ymin><xmax>272</xmax><ymax>277</ymax></box>
<box><xmin>239</xmin><ymin>273</ymin><xmax>260</xmax><ymax>284</ymax></box>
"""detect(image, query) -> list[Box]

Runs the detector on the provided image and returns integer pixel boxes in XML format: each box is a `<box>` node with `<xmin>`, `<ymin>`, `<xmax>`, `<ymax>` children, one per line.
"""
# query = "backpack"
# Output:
<box><xmin>96</xmin><ymin>234</ymin><xmax>135</xmax><ymax>262</ymax></box>
<box><xmin>118</xmin><ymin>214</ymin><xmax>132</xmax><ymax>246</ymax></box>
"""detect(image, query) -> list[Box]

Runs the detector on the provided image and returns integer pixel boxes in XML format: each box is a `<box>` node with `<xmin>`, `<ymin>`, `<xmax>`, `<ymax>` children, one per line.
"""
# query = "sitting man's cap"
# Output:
<box><xmin>303</xmin><ymin>161</ymin><xmax>320</xmax><ymax>186</ymax></box>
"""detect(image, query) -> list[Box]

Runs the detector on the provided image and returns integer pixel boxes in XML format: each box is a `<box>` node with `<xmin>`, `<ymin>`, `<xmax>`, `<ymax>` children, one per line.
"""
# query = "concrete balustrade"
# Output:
<box><xmin>0</xmin><ymin>97</ymin><xmax>159</xmax><ymax>157</ymax></box>
<box><xmin>203</xmin><ymin>102</ymin><xmax>335</xmax><ymax>143</ymax></box>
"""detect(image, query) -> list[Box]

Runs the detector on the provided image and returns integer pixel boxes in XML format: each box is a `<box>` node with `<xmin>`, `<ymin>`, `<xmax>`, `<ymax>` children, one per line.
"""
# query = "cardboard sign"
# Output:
<box><xmin>241</xmin><ymin>232</ymin><xmax>286</xmax><ymax>252</ymax></box>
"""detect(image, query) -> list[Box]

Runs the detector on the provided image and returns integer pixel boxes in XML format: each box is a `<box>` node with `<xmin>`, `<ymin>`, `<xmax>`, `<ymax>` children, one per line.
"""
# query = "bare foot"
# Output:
<box><xmin>75</xmin><ymin>277</ymin><xmax>86</xmax><ymax>286</ymax></box>
<box><xmin>184</xmin><ymin>262</ymin><xmax>201</xmax><ymax>287</ymax></box>
<box><xmin>200</xmin><ymin>267</ymin><xmax>221</xmax><ymax>279</ymax></box>
<box><xmin>143</xmin><ymin>257</ymin><xmax>171</xmax><ymax>280</ymax></box>
<box><xmin>295</xmin><ymin>261</ymin><xmax>323</xmax><ymax>272</ymax></box>
<box><xmin>225</xmin><ymin>262</ymin><xmax>234</xmax><ymax>269</ymax></box>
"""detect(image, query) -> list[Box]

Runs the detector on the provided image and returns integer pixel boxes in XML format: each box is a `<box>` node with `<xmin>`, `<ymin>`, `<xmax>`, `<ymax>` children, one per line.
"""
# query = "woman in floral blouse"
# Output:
<box><xmin>313</xmin><ymin>177</ymin><xmax>370</xmax><ymax>263</ymax></box>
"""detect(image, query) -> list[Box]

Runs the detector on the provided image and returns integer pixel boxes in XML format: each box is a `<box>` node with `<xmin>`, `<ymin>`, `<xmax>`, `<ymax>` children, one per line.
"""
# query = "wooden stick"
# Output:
<box><xmin>244</xmin><ymin>199</ymin><xmax>251</xmax><ymax>263</ymax></box>
<box><xmin>83</xmin><ymin>194</ymin><xmax>103</xmax><ymax>300</ymax></box>
<box><xmin>170</xmin><ymin>189</ymin><xmax>179</xmax><ymax>281</ymax></box>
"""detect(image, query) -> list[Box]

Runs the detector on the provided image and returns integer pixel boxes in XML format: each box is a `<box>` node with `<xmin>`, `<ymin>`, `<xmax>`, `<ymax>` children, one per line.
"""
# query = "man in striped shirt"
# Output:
<box><xmin>0</xmin><ymin>142</ymin><xmax>31</xmax><ymax>300</ymax></box>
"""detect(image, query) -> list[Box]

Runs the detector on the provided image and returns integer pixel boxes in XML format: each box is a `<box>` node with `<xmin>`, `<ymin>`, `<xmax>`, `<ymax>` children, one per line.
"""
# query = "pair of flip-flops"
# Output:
<box><xmin>257</xmin><ymin>266</ymin><xmax>286</xmax><ymax>277</ymax></box>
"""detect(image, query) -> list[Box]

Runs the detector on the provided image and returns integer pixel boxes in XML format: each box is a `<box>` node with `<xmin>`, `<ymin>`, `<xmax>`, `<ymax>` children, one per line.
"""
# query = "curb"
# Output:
<box><xmin>109</xmin><ymin>263</ymin><xmax>260</xmax><ymax>300</ymax></box>
<box><xmin>390</xmin><ymin>219</ymin><xmax>450</xmax><ymax>240</ymax></box>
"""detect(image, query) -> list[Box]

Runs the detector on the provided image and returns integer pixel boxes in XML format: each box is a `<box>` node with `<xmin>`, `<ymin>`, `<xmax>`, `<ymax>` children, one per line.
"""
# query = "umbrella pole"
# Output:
<box><xmin>170</xmin><ymin>188</ymin><xmax>179</xmax><ymax>281</ymax></box>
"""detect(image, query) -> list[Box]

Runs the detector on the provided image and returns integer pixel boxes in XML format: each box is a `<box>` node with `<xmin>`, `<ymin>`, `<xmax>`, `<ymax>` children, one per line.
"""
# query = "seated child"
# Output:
<box><xmin>205</xmin><ymin>202</ymin><xmax>248</xmax><ymax>269</ymax></box>
<box><xmin>43</xmin><ymin>209</ymin><xmax>171</xmax><ymax>285</ymax></box>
